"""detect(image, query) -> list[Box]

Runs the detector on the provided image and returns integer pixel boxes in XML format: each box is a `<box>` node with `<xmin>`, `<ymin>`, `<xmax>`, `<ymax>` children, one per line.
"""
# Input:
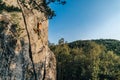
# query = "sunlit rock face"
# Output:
<box><xmin>0</xmin><ymin>0</ymin><xmax>56</xmax><ymax>80</ymax></box>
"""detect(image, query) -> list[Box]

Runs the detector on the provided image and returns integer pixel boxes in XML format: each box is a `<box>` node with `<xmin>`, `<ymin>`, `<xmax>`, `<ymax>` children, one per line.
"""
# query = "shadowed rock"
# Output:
<box><xmin>0</xmin><ymin>0</ymin><xmax>56</xmax><ymax>80</ymax></box>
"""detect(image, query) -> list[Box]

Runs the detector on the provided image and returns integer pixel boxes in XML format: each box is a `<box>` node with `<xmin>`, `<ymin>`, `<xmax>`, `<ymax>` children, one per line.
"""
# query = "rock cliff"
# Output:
<box><xmin>0</xmin><ymin>0</ymin><xmax>56</xmax><ymax>80</ymax></box>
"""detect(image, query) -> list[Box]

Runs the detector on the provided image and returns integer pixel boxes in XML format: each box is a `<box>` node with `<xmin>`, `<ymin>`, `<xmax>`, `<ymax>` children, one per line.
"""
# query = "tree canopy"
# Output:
<box><xmin>50</xmin><ymin>39</ymin><xmax>120</xmax><ymax>80</ymax></box>
<box><xmin>0</xmin><ymin>0</ymin><xmax>66</xmax><ymax>19</ymax></box>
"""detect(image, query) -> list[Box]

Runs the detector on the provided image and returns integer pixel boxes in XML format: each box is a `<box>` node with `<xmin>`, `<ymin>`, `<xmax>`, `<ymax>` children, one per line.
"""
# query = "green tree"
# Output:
<box><xmin>58</xmin><ymin>38</ymin><xmax>65</xmax><ymax>45</ymax></box>
<box><xmin>0</xmin><ymin>0</ymin><xmax>66</xmax><ymax>18</ymax></box>
<box><xmin>50</xmin><ymin>39</ymin><xmax>120</xmax><ymax>80</ymax></box>
<box><xmin>99</xmin><ymin>51</ymin><xmax>120</xmax><ymax>80</ymax></box>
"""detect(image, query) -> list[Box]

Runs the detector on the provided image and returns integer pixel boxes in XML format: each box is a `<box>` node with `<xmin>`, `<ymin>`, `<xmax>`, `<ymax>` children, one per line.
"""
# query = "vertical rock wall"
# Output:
<box><xmin>0</xmin><ymin>0</ymin><xmax>56</xmax><ymax>80</ymax></box>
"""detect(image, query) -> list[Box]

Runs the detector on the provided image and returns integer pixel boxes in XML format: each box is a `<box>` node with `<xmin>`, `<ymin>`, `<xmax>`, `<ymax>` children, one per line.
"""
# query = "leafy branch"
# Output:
<box><xmin>0</xmin><ymin>0</ymin><xmax>21</xmax><ymax>13</ymax></box>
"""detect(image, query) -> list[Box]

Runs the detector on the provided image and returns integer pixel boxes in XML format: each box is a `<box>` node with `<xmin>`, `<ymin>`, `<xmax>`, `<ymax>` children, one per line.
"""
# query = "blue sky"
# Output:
<box><xmin>48</xmin><ymin>0</ymin><xmax>120</xmax><ymax>44</ymax></box>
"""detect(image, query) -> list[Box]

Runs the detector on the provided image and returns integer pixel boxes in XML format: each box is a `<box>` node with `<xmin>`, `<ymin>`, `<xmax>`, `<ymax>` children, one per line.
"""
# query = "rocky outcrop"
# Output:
<box><xmin>0</xmin><ymin>0</ymin><xmax>56</xmax><ymax>80</ymax></box>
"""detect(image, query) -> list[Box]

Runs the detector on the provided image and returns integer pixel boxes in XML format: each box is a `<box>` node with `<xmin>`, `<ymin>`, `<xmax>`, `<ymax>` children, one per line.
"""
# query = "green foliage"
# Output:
<box><xmin>99</xmin><ymin>51</ymin><xmax>120</xmax><ymax>80</ymax></box>
<box><xmin>58</xmin><ymin>38</ymin><xmax>64</xmax><ymax>45</ymax></box>
<box><xmin>93</xmin><ymin>39</ymin><xmax>120</xmax><ymax>55</ymax></box>
<box><xmin>45</xmin><ymin>0</ymin><xmax>66</xmax><ymax>5</ymax></box>
<box><xmin>0</xmin><ymin>21</ymin><xmax>6</xmax><ymax>33</ymax></box>
<box><xmin>0</xmin><ymin>0</ymin><xmax>66</xmax><ymax>19</ymax></box>
<box><xmin>19</xmin><ymin>0</ymin><xmax>66</xmax><ymax>19</ymax></box>
<box><xmin>0</xmin><ymin>1</ymin><xmax>21</xmax><ymax>13</ymax></box>
<box><xmin>43</xmin><ymin>0</ymin><xmax>66</xmax><ymax>19</ymax></box>
<box><xmin>50</xmin><ymin>39</ymin><xmax>120</xmax><ymax>80</ymax></box>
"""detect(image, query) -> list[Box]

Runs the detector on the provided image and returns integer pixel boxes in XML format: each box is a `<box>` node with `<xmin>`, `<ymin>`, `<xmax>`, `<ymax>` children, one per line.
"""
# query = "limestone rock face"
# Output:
<box><xmin>0</xmin><ymin>0</ymin><xmax>56</xmax><ymax>80</ymax></box>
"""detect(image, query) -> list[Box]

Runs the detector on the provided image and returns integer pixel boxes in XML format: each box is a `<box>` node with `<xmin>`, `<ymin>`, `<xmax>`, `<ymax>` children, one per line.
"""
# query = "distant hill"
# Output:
<box><xmin>68</xmin><ymin>39</ymin><xmax>120</xmax><ymax>55</ymax></box>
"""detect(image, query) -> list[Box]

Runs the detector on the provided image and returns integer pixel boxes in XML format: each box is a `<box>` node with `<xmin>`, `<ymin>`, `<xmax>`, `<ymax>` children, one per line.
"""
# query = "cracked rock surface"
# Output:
<box><xmin>0</xmin><ymin>0</ymin><xmax>56</xmax><ymax>80</ymax></box>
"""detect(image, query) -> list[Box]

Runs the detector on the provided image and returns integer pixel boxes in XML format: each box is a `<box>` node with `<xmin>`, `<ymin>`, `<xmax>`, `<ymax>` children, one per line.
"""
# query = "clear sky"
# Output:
<box><xmin>48</xmin><ymin>0</ymin><xmax>120</xmax><ymax>44</ymax></box>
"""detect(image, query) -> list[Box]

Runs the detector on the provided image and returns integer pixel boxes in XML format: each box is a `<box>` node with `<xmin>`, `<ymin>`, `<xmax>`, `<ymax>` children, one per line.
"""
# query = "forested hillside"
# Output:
<box><xmin>50</xmin><ymin>39</ymin><xmax>120</xmax><ymax>80</ymax></box>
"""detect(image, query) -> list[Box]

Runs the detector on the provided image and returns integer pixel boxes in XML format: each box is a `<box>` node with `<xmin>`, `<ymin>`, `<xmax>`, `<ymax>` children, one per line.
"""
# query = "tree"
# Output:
<box><xmin>58</xmin><ymin>38</ymin><xmax>65</xmax><ymax>45</ymax></box>
<box><xmin>0</xmin><ymin>0</ymin><xmax>66</xmax><ymax>19</ymax></box>
<box><xmin>99</xmin><ymin>51</ymin><xmax>120</xmax><ymax>80</ymax></box>
<box><xmin>48</xmin><ymin>40</ymin><xmax>55</xmax><ymax>47</ymax></box>
<box><xmin>50</xmin><ymin>39</ymin><xmax>120</xmax><ymax>80</ymax></box>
